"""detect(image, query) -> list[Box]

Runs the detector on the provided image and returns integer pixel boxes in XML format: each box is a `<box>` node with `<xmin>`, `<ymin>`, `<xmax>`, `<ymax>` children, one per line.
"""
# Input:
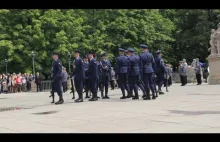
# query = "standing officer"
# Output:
<box><xmin>195</xmin><ymin>58</ymin><xmax>202</xmax><ymax>85</ymax></box>
<box><xmin>99</xmin><ymin>53</ymin><xmax>111</xmax><ymax>99</ymax></box>
<box><xmin>127</xmin><ymin>48</ymin><xmax>140</xmax><ymax>100</ymax></box>
<box><xmin>83</xmin><ymin>56</ymin><xmax>90</xmax><ymax>98</ymax></box>
<box><xmin>154</xmin><ymin>50</ymin><xmax>166</xmax><ymax>95</ymax></box>
<box><xmin>73</xmin><ymin>50</ymin><xmax>85</xmax><ymax>103</ymax></box>
<box><xmin>115</xmin><ymin>48</ymin><xmax>130</xmax><ymax>99</ymax></box>
<box><xmin>51</xmin><ymin>51</ymin><xmax>64</xmax><ymax>105</ymax></box>
<box><xmin>87</xmin><ymin>51</ymin><xmax>98</xmax><ymax>101</ymax></box>
<box><xmin>139</xmin><ymin>44</ymin><xmax>155</xmax><ymax>100</ymax></box>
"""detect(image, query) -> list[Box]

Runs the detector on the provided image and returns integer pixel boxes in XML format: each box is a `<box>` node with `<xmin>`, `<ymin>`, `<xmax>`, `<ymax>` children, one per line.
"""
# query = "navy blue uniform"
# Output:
<box><xmin>52</xmin><ymin>59</ymin><xmax>63</xmax><ymax>97</ymax></box>
<box><xmin>154</xmin><ymin>55</ymin><xmax>166</xmax><ymax>92</ymax></box>
<box><xmin>99</xmin><ymin>60</ymin><xmax>111</xmax><ymax>98</ymax></box>
<box><xmin>88</xmin><ymin>58</ymin><xmax>98</xmax><ymax>98</ymax></box>
<box><xmin>73</xmin><ymin>57</ymin><xmax>85</xmax><ymax>99</ymax></box>
<box><xmin>135</xmin><ymin>54</ymin><xmax>147</xmax><ymax>97</ymax></box>
<box><xmin>139</xmin><ymin>51</ymin><xmax>155</xmax><ymax>97</ymax></box>
<box><xmin>115</xmin><ymin>55</ymin><xmax>130</xmax><ymax>98</ymax></box>
<box><xmin>83</xmin><ymin>61</ymin><xmax>90</xmax><ymax>97</ymax></box>
<box><xmin>127</xmin><ymin>54</ymin><xmax>140</xmax><ymax>98</ymax></box>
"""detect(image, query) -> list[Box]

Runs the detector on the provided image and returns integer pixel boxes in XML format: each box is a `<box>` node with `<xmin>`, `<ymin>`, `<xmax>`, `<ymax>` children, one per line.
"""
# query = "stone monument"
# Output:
<box><xmin>207</xmin><ymin>23</ymin><xmax>220</xmax><ymax>85</ymax></box>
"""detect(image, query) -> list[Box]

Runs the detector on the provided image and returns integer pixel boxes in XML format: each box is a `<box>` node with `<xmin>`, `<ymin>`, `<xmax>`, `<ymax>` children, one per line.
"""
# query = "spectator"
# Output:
<box><xmin>12</xmin><ymin>73</ymin><xmax>17</xmax><ymax>93</ymax></box>
<box><xmin>0</xmin><ymin>74</ymin><xmax>2</xmax><ymax>94</ymax></box>
<box><xmin>35</xmin><ymin>72</ymin><xmax>41</xmax><ymax>92</ymax></box>
<box><xmin>26</xmin><ymin>73</ymin><xmax>32</xmax><ymax>91</ymax></box>
<box><xmin>61</xmin><ymin>67</ymin><xmax>68</xmax><ymax>93</ymax></box>
<box><xmin>110</xmin><ymin>67</ymin><xmax>116</xmax><ymax>90</ymax></box>
<box><xmin>21</xmin><ymin>74</ymin><xmax>27</xmax><ymax>92</ymax></box>
<box><xmin>2</xmin><ymin>75</ymin><xmax>8</xmax><ymax>93</ymax></box>
<box><xmin>16</xmin><ymin>74</ymin><xmax>22</xmax><ymax>92</ymax></box>
<box><xmin>8</xmin><ymin>74</ymin><xmax>13</xmax><ymax>93</ymax></box>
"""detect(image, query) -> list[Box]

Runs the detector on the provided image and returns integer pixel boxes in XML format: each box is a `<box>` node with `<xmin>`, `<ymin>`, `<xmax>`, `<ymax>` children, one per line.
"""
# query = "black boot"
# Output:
<box><xmin>72</xmin><ymin>93</ymin><xmax>75</xmax><ymax>99</ymax></box>
<box><xmin>85</xmin><ymin>92</ymin><xmax>91</xmax><ymax>98</ymax></box>
<box><xmin>89</xmin><ymin>97</ymin><xmax>98</xmax><ymax>101</ymax></box>
<box><xmin>55</xmin><ymin>96</ymin><xmax>64</xmax><ymax>105</ymax></box>
<box><xmin>143</xmin><ymin>92</ymin><xmax>151</xmax><ymax>100</ymax></box>
<box><xmin>132</xmin><ymin>95</ymin><xmax>139</xmax><ymax>100</ymax></box>
<box><xmin>152</xmin><ymin>93</ymin><xmax>156</xmax><ymax>100</ymax></box>
<box><xmin>104</xmin><ymin>90</ymin><xmax>110</xmax><ymax>99</ymax></box>
<box><xmin>75</xmin><ymin>97</ymin><xmax>83</xmax><ymax>103</ymax></box>
<box><xmin>120</xmin><ymin>92</ymin><xmax>127</xmax><ymax>99</ymax></box>
<box><xmin>159</xmin><ymin>91</ymin><xmax>165</xmax><ymax>95</ymax></box>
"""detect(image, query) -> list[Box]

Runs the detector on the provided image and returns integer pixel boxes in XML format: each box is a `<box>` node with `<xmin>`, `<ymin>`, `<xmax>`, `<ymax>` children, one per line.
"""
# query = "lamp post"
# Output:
<box><xmin>31</xmin><ymin>51</ymin><xmax>36</xmax><ymax>80</ymax></box>
<box><xmin>4</xmin><ymin>59</ymin><xmax>8</xmax><ymax>74</ymax></box>
<box><xmin>68</xmin><ymin>51</ymin><xmax>71</xmax><ymax>74</ymax></box>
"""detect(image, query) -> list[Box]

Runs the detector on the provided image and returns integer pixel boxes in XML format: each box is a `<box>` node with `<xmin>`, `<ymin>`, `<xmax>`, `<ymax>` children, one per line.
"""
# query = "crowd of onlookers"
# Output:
<box><xmin>0</xmin><ymin>72</ymin><xmax>41</xmax><ymax>94</ymax></box>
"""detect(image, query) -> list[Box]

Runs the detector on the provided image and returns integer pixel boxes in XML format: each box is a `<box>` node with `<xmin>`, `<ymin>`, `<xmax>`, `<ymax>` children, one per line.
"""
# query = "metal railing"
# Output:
<box><xmin>40</xmin><ymin>79</ymin><xmax>71</xmax><ymax>92</ymax></box>
<box><xmin>40</xmin><ymin>80</ymin><xmax>52</xmax><ymax>92</ymax></box>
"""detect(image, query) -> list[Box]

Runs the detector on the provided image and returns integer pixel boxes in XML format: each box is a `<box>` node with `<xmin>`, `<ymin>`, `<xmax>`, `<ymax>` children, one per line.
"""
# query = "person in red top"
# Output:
<box><xmin>16</xmin><ymin>74</ymin><xmax>22</xmax><ymax>92</ymax></box>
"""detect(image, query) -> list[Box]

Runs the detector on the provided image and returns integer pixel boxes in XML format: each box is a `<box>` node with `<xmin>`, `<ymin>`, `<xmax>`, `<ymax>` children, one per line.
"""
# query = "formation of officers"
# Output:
<box><xmin>51</xmin><ymin>44</ymin><xmax>170</xmax><ymax>105</ymax></box>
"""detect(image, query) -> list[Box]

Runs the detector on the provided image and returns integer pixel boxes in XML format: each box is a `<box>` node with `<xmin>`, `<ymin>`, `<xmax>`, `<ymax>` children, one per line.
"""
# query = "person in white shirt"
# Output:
<box><xmin>21</xmin><ymin>74</ymin><xmax>27</xmax><ymax>92</ymax></box>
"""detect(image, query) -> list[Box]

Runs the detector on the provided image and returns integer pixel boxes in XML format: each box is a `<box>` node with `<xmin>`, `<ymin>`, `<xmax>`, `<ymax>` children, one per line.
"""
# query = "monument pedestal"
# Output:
<box><xmin>207</xmin><ymin>55</ymin><xmax>220</xmax><ymax>85</ymax></box>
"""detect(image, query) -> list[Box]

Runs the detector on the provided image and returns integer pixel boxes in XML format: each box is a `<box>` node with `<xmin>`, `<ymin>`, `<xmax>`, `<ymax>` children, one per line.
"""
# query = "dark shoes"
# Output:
<box><xmin>102</xmin><ymin>96</ymin><xmax>110</xmax><ymax>99</ymax></box>
<box><xmin>159</xmin><ymin>92</ymin><xmax>165</xmax><ymax>95</ymax></box>
<box><xmin>120</xmin><ymin>96</ymin><xmax>127</xmax><ymax>99</ymax></box>
<box><xmin>75</xmin><ymin>98</ymin><xmax>83</xmax><ymax>103</ymax></box>
<box><xmin>152</xmin><ymin>96</ymin><xmax>156</xmax><ymax>100</ymax></box>
<box><xmin>55</xmin><ymin>98</ymin><xmax>64</xmax><ymax>105</ymax></box>
<box><xmin>132</xmin><ymin>96</ymin><xmax>139</xmax><ymax>100</ymax></box>
<box><xmin>89</xmin><ymin>97</ymin><xmax>98</xmax><ymax>101</ymax></box>
<box><xmin>143</xmin><ymin>97</ymin><xmax>151</xmax><ymax>100</ymax></box>
<box><xmin>85</xmin><ymin>96</ymin><xmax>91</xmax><ymax>99</ymax></box>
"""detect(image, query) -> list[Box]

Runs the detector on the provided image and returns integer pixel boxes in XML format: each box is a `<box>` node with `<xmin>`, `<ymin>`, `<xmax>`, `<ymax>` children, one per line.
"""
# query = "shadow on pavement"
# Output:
<box><xmin>169</xmin><ymin>110</ymin><xmax>220</xmax><ymax>115</ymax></box>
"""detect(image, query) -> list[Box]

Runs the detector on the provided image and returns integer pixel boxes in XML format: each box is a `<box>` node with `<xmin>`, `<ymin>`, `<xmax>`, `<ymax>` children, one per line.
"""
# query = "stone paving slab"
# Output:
<box><xmin>1</xmin><ymin>83</ymin><xmax>220</xmax><ymax>133</ymax></box>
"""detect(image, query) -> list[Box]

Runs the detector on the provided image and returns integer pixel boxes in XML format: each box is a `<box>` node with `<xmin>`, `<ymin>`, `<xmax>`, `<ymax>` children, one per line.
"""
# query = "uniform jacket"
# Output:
<box><xmin>154</xmin><ymin>56</ymin><xmax>166</xmax><ymax>74</ymax></box>
<box><xmin>127</xmin><ymin>54</ymin><xmax>140</xmax><ymax>76</ymax></box>
<box><xmin>115</xmin><ymin>55</ymin><xmax>129</xmax><ymax>74</ymax></box>
<box><xmin>139</xmin><ymin>51</ymin><xmax>155</xmax><ymax>74</ymax></box>
<box><xmin>88</xmin><ymin>58</ymin><xmax>98</xmax><ymax>80</ymax></box>
<box><xmin>52</xmin><ymin>59</ymin><xmax>63</xmax><ymax>81</ymax></box>
<box><xmin>83</xmin><ymin>62</ymin><xmax>89</xmax><ymax>76</ymax></box>
<box><xmin>73</xmin><ymin>57</ymin><xmax>85</xmax><ymax>79</ymax></box>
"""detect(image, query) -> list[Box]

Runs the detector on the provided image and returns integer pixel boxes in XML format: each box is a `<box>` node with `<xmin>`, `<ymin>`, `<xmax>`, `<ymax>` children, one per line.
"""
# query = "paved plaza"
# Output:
<box><xmin>0</xmin><ymin>83</ymin><xmax>220</xmax><ymax>133</ymax></box>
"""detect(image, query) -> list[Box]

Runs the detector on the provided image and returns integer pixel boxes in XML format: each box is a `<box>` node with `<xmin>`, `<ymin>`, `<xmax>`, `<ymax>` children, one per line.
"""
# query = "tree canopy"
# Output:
<box><xmin>0</xmin><ymin>9</ymin><xmax>219</xmax><ymax>74</ymax></box>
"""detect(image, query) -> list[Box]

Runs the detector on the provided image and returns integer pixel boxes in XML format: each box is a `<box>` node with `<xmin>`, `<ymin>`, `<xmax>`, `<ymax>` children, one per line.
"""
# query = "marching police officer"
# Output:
<box><xmin>73</xmin><ymin>50</ymin><xmax>85</xmax><ymax>103</ymax></box>
<box><xmin>83</xmin><ymin>56</ymin><xmax>90</xmax><ymax>98</ymax></box>
<box><xmin>139</xmin><ymin>44</ymin><xmax>155</xmax><ymax>100</ymax></box>
<box><xmin>99</xmin><ymin>53</ymin><xmax>111</xmax><ymax>99</ymax></box>
<box><xmin>51</xmin><ymin>51</ymin><xmax>64</xmax><ymax>105</ymax></box>
<box><xmin>124</xmin><ymin>49</ymin><xmax>134</xmax><ymax>98</ymax></box>
<box><xmin>127</xmin><ymin>48</ymin><xmax>140</xmax><ymax>100</ymax></box>
<box><xmin>87</xmin><ymin>51</ymin><xmax>99</xmax><ymax>101</ymax></box>
<box><xmin>115</xmin><ymin>48</ymin><xmax>130</xmax><ymax>99</ymax></box>
<box><xmin>133</xmin><ymin>51</ymin><xmax>147</xmax><ymax>99</ymax></box>
<box><xmin>154</xmin><ymin>50</ymin><xmax>166</xmax><ymax>95</ymax></box>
